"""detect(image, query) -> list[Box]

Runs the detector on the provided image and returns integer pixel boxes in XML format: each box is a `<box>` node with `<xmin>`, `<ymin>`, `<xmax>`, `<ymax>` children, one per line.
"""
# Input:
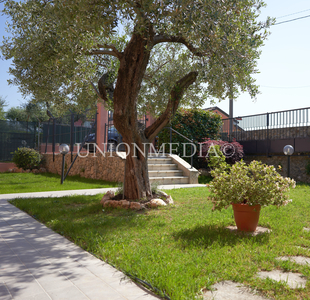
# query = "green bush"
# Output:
<box><xmin>306</xmin><ymin>159</ymin><xmax>310</xmax><ymax>176</ymax></box>
<box><xmin>12</xmin><ymin>147</ymin><xmax>41</xmax><ymax>170</ymax></box>
<box><xmin>157</xmin><ymin>108</ymin><xmax>222</xmax><ymax>168</ymax></box>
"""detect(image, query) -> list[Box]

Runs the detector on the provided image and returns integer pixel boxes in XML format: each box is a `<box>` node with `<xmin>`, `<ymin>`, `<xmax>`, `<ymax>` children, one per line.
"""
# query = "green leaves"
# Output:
<box><xmin>158</xmin><ymin>108</ymin><xmax>222</xmax><ymax>167</ymax></box>
<box><xmin>12</xmin><ymin>147</ymin><xmax>42</xmax><ymax>170</ymax></box>
<box><xmin>209</xmin><ymin>160</ymin><xmax>296</xmax><ymax>211</ymax></box>
<box><xmin>1</xmin><ymin>0</ymin><xmax>270</xmax><ymax>112</ymax></box>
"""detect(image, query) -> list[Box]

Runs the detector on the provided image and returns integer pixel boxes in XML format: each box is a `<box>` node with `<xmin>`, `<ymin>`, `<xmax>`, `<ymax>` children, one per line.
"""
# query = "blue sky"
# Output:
<box><xmin>0</xmin><ymin>0</ymin><xmax>309</xmax><ymax>117</ymax></box>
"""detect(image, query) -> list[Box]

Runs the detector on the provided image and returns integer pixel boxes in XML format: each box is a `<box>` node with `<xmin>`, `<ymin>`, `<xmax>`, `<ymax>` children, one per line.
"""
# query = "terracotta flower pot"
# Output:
<box><xmin>232</xmin><ymin>203</ymin><xmax>261</xmax><ymax>232</ymax></box>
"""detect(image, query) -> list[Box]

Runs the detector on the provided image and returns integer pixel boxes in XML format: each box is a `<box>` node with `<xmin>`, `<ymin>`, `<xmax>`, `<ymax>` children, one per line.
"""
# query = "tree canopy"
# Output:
<box><xmin>1</xmin><ymin>0</ymin><xmax>272</xmax><ymax>200</ymax></box>
<box><xmin>1</xmin><ymin>0</ymin><xmax>272</xmax><ymax>114</ymax></box>
<box><xmin>0</xmin><ymin>96</ymin><xmax>7</xmax><ymax>120</ymax></box>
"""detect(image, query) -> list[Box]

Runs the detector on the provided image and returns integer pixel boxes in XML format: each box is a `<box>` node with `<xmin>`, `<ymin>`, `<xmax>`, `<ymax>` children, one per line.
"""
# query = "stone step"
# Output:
<box><xmin>149</xmin><ymin>170</ymin><xmax>183</xmax><ymax>177</ymax></box>
<box><xmin>148</xmin><ymin>153</ymin><xmax>167</xmax><ymax>158</ymax></box>
<box><xmin>148</xmin><ymin>163</ymin><xmax>178</xmax><ymax>171</ymax></box>
<box><xmin>149</xmin><ymin>176</ymin><xmax>189</xmax><ymax>185</ymax></box>
<box><xmin>148</xmin><ymin>158</ymin><xmax>173</xmax><ymax>164</ymax></box>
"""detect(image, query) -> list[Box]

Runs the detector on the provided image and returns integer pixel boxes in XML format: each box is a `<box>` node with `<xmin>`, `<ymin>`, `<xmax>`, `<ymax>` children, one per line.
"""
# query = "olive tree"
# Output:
<box><xmin>1</xmin><ymin>0</ymin><xmax>272</xmax><ymax>200</ymax></box>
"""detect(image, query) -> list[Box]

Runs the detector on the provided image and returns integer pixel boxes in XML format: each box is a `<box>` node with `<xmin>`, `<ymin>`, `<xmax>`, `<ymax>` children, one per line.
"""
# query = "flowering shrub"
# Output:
<box><xmin>208</xmin><ymin>160</ymin><xmax>296</xmax><ymax>211</ymax></box>
<box><xmin>200</xmin><ymin>139</ymin><xmax>244</xmax><ymax>165</ymax></box>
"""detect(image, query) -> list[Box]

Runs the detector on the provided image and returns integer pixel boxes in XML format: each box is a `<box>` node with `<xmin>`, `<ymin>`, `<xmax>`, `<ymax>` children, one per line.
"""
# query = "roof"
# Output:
<box><xmin>203</xmin><ymin>106</ymin><xmax>229</xmax><ymax>118</ymax></box>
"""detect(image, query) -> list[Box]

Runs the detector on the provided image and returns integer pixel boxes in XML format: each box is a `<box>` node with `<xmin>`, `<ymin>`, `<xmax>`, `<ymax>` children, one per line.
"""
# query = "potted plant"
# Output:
<box><xmin>207</xmin><ymin>149</ymin><xmax>296</xmax><ymax>232</ymax></box>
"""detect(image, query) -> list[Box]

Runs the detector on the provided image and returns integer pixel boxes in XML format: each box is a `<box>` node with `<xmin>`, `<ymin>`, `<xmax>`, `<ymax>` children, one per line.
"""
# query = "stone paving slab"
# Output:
<box><xmin>0</xmin><ymin>199</ymin><xmax>160</xmax><ymax>300</ymax></box>
<box><xmin>257</xmin><ymin>270</ymin><xmax>307</xmax><ymax>289</ymax></box>
<box><xmin>226</xmin><ymin>226</ymin><xmax>271</xmax><ymax>236</ymax></box>
<box><xmin>203</xmin><ymin>281</ymin><xmax>269</xmax><ymax>300</ymax></box>
<box><xmin>277</xmin><ymin>256</ymin><xmax>310</xmax><ymax>266</ymax></box>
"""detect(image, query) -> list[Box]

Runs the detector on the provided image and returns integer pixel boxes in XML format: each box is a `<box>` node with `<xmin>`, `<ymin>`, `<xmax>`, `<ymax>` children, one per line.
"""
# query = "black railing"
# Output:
<box><xmin>168</xmin><ymin>127</ymin><xmax>194</xmax><ymax>169</ymax></box>
<box><xmin>0</xmin><ymin>120</ymin><xmax>37</xmax><ymax>161</ymax></box>
<box><xmin>221</xmin><ymin>107</ymin><xmax>310</xmax><ymax>142</ymax></box>
<box><xmin>42</xmin><ymin>111</ymin><xmax>96</xmax><ymax>161</ymax></box>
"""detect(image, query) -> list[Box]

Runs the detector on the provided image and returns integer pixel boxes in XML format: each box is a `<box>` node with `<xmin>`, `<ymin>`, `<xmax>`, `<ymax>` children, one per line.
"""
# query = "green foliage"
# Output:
<box><xmin>116</xmin><ymin>182</ymin><xmax>124</xmax><ymax>196</ymax></box>
<box><xmin>306</xmin><ymin>160</ymin><xmax>310</xmax><ymax>176</ymax></box>
<box><xmin>0</xmin><ymin>96</ymin><xmax>7</xmax><ymax>120</ymax></box>
<box><xmin>150</xmin><ymin>181</ymin><xmax>160</xmax><ymax>194</ymax></box>
<box><xmin>198</xmin><ymin>174</ymin><xmax>212</xmax><ymax>184</ymax></box>
<box><xmin>5</xmin><ymin>103</ymin><xmax>51</xmax><ymax>122</ymax></box>
<box><xmin>209</xmin><ymin>160</ymin><xmax>296</xmax><ymax>211</ymax></box>
<box><xmin>207</xmin><ymin>144</ymin><xmax>227</xmax><ymax>170</ymax></box>
<box><xmin>157</xmin><ymin>108</ymin><xmax>222</xmax><ymax>167</ymax></box>
<box><xmin>12</xmin><ymin>147</ymin><xmax>42</xmax><ymax>170</ymax></box>
<box><xmin>138</xmin><ymin>43</ymin><xmax>208</xmax><ymax>116</ymax></box>
<box><xmin>1</xmin><ymin>0</ymin><xmax>272</xmax><ymax>112</ymax></box>
<box><xmin>5</xmin><ymin>106</ymin><xmax>29</xmax><ymax>122</ymax></box>
<box><xmin>200</xmin><ymin>139</ymin><xmax>244</xmax><ymax>167</ymax></box>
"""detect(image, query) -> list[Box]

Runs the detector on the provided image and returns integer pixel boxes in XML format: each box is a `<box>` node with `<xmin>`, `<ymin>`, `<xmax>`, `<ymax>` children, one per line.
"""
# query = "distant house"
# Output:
<box><xmin>204</xmin><ymin>107</ymin><xmax>240</xmax><ymax>136</ymax></box>
<box><xmin>203</xmin><ymin>106</ymin><xmax>229</xmax><ymax>120</ymax></box>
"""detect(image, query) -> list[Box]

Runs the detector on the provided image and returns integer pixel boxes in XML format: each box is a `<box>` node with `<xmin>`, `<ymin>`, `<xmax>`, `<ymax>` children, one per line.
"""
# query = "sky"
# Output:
<box><xmin>0</xmin><ymin>0</ymin><xmax>309</xmax><ymax>117</ymax></box>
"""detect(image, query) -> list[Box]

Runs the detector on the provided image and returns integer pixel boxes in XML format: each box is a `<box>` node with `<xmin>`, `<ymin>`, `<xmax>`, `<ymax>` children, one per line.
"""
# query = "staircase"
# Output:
<box><xmin>148</xmin><ymin>155</ymin><xmax>189</xmax><ymax>185</ymax></box>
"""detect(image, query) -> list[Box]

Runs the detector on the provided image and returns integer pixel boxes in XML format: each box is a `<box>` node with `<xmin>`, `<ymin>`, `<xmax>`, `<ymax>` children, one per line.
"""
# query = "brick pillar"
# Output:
<box><xmin>145</xmin><ymin>114</ymin><xmax>157</xmax><ymax>153</ymax></box>
<box><xmin>96</xmin><ymin>102</ymin><xmax>109</xmax><ymax>152</ymax></box>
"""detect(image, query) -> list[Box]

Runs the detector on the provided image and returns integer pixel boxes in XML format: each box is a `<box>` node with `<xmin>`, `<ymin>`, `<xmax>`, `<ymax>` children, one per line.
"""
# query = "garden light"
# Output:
<box><xmin>59</xmin><ymin>144</ymin><xmax>70</xmax><ymax>184</ymax></box>
<box><xmin>283</xmin><ymin>145</ymin><xmax>294</xmax><ymax>178</ymax></box>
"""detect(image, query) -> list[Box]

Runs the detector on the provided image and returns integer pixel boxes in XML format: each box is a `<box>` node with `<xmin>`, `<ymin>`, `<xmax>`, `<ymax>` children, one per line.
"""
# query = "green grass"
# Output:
<box><xmin>10</xmin><ymin>184</ymin><xmax>310</xmax><ymax>300</ymax></box>
<box><xmin>0</xmin><ymin>172</ymin><xmax>118</xmax><ymax>194</ymax></box>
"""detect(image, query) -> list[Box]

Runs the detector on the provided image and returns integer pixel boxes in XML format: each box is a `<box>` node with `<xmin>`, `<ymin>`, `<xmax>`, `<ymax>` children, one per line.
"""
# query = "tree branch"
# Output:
<box><xmin>153</xmin><ymin>35</ymin><xmax>207</xmax><ymax>57</ymax></box>
<box><xmin>97</xmin><ymin>44</ymin><xmax>123</xmax><ymax>59</ymax></box>
<box><xmin>144</xmin><ymin>71</ymin><xmax>198</xmax><ymax>141</ymax></box>
<box><xmin>90</xmin><ymin>82</ymin><xmax>103</xmax><ymax>100</ymax></box>
<box><xmin>145</xmin><ymin>58</ymin><xmax>173</xmax><ymax>80</ymax></box>
<box><xmin>98</xmin><ymin>72</ymin><xmax>114</xmax><ymax>102</ymax></box>
<box><xmin>88</xmin><ymin>49</ymin><xmax>123</xmax><ymax>59</ymax></box>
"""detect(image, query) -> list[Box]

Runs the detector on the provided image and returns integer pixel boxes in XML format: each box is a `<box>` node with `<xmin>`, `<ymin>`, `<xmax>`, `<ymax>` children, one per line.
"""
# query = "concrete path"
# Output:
<box><xmin>0</xmin><ymin>184</ymin><xmax>205</xmax><ymax>201</ymax></box>
<box><xmin>0</xmin><ymin>200</ymin><xmax>160</xmax><ymax>300</ymax></box>
<box><xmin>0</xmin><ymin>185</ymin><xmax>205</xmax><ymax>300</ymax></box>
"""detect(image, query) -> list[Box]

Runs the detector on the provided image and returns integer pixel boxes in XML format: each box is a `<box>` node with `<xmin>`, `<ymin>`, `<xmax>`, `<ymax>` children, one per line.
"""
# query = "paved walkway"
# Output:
<box><xmin>0</xmin><ymin>184</ymin><xmax>205</xmax><ymax>300</ymax></box>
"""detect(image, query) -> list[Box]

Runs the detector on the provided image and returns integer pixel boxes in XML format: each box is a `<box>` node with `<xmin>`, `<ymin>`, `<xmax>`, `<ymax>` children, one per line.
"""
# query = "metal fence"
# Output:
<box><xmin>42</xmin><ymin>111</ymin><xmax>97</xmax><ymax>161</ymax></box>
<box><xmin>221</xmin><ymin>107</ymin><xmax>310</xmax><ymax>141</ymax></box>
<box><xmin>0</xmin><ymin>120</ymin><xmax>37</xmax><ymax>162</ymax></box>
<box><xmin>42</xmin><ymin>123</ymin><xmax>93</xmax><ymax>145</ymax></box>
<box><xmin>220</xmin><ymin>107</ymin><xmax>310</xmax><ymax>155</ymax></box>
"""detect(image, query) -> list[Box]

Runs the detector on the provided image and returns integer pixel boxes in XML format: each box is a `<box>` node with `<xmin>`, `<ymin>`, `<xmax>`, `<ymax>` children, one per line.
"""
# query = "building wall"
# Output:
<box><xmin>243</xmin><ymin>155</ymin><xmax>310</xmax><ymax>184</ymax></box>
<box><xmin>43</xmin><ymin>153</ymin><xmax>125</xmax><ymax>183</ymax></box>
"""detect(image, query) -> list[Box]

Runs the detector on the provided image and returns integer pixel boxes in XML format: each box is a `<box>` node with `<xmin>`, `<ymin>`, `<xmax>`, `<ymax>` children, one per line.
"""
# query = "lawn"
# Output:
<box><xmin>10</xmin><ymin>184</ymin><xmax>310</xmax><ymax>300</ymax></box>
<box><xmin>0</xmin><ymin>172</ymin><xmax>118</xmax><ymax>194</ymax></box>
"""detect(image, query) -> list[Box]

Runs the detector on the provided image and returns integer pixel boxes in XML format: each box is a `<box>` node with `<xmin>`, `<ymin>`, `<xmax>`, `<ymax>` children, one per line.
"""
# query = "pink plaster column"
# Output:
<box><xmin>96</xmin><ymin>102</ymin><xmax>109</xmax><ymax>152</ymax></box>
<box><xmin>145</xmin><ymin>114</ymin><xmax>157</xmax><ymax>153</ymax></box>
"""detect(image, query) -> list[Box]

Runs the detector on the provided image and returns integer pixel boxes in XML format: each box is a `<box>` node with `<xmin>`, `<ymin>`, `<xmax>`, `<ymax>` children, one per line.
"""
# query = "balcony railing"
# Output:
<box><xmin>221</xmin><ymin>107</ymin><xmax>310</xmax><ymax>141</ymax></box>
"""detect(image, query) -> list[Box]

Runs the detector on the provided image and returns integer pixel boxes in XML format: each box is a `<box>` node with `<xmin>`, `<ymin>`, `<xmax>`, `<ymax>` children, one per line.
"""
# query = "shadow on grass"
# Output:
<box><xmin>12</xmin><ymin>195</ymin><xmax>158</xmax><ymax>234</ymax></box>
<box><xmin>173</xmin><ymin>224</ymin><xmax>270</xmax><ymax>248</ymax></box>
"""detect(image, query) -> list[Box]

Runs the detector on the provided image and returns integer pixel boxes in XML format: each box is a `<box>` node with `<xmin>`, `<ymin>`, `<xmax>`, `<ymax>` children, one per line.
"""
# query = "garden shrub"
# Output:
<box><xmin>306</xmin><ymin>159</ymin><xmax>310</xmax><ymax>176</ymax></box>
<box><xmin>200</xmin><ymin>139</ymin><xmax>244</xmax><ymax>166</ymax></box>
<box><xmin>12</xmin><ymin>147</ymin><xmax>42</xmax><ymax>170</ymax></box>
<box><xmin>157</xmin><ymin>108</ymin><xmax>222</xmax><ymax>168</ymax></box>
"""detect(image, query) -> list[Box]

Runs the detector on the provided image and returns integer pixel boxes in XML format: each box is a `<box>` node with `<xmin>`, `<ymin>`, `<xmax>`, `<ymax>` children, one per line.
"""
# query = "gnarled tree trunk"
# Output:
<box><xmin>106</xmin><ymin>29</ymin><xmax>197</xmax><ymax>200</ymax></box>
<box><xmin>112</xmin><ymin>31</ymin><xmax>152</xmax><ymax>200</ymax></box>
